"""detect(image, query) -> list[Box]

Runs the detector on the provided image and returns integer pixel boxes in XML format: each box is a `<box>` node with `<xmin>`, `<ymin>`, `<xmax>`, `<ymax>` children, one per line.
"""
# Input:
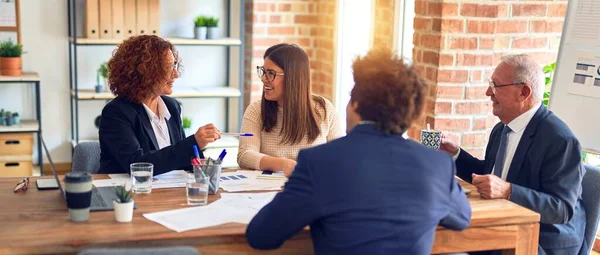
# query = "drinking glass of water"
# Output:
<box><xmin>187</xmin><ymin>168</ymin><xmax>208</xmax><ymax>206</ymax></box>
<box><xmin>130</xmin><ymin>162</ymin><xmax>153</xmax><ymax>194</ymax></box>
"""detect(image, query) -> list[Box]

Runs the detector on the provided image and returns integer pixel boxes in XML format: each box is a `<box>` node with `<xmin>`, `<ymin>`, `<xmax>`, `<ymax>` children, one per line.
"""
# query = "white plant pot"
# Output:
<box><xmin>194</xmin><ymin>27</ymin><xmax>207</xmax><ymax>39</ymax></box>
<box><xmin>207</xmin><ymin>27</ymin><xmax>219</xmax><ymax>39</ymax></box>
<box><xmin>113</xmin><ymin>200</ymin><xmax>134</xmax><ymax>223</ymax></box>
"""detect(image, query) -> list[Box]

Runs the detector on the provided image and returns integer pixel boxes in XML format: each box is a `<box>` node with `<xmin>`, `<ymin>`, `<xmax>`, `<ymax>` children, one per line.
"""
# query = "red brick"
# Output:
<box><xmin>441</xmin><ymin>19</ymin><xmax>464</xmax><ymax>33</ymax></box>
<box><xmin>455</xmin><ymin>101</ymin><xmax>492</xmax><ymax>115</ymax></box>
<box><xmin>479</xmin><ymin>38</ymin><xmax>494</xmax><ymax>50</ymax></box>
<box><xmin>470</xmin><ymin>70</ymin><xmax>483</xmax><ymax>83</ymax></box>
<box><xmin>432</xmin><ymin>18</ymin><xmax>442</xmax><ymax>32</ymax></box>
<box><xmin>434</xmin><ymin>118</ymin><xmax>471</xmax><ymax>131</ymax></box>
<box><xmin>462</xmin><ymin>133</ymin><xmax>487</xmax><ymax>147</ymax></box>
<box><xmin>497</xmin><ymin>4</ymin><xmax>509</xmax><ymax>17</ymax></box>
<box><xmin>285</xmin><ymin>38</ymin><xmax>311</xmax><ymax>47</ymax></box>
<box><xmin>415</xmin><ymin>0</ymin><xmax>427</xmax><ymax>15</ymax></box>
<box><xmin>467</xmin><ymin>20</ymin><xmax>496</xmax><ymax>34</ymax></box>
<box><xmin>426</xmin><ymin>67</ymin><xmax>438</xmax><ymax>82</ymax></box>
<box><xmin>278</xmin><ymin>4</ymin><xmax>291</xmax><ymax>12</ymax></box>
<box><xmin>290</xmin><ymin>3</ymin><xmax>308</xmax><ymax>13</ymax></box>
<box><xmin>473</xmin><ymin>118</ymin><xmax>487</xmax><ymax>130</ymax></box>
<box><xmin>512</xmin><ymin>37</ymin><xmax>548</xmax><ymax>49</ymax></box>
<box><xmin>548</xmin><ymin>4</ymin><xmax>567</xmax><ymax>17</ymax></box>
<box><xmin>466</xmin><ymin>86</ymin><xmax>489</xmax><ymax>99</ymax></box>
<box><xmin>268</xmin><ymin>26</ymin><xmax>295</xmax><ymax>35</ymax></box>
<box><xmin>530</xmin><ymin>21</ymin><xmax>564</xmax><ymax>33</ymax></box>
<box><xmin>435</xmin><ymin>102</ymin><xmax>452</xmax><ymax>114</ymax></box>
<box><xmin>252</xmin><ymin>38</ymin><xmax>280</xmax><ymax>47</ymax></box>
<box><xmin>423</xmin><ymin>51</ymin><xmax>440</xmax><ymax>65</ymax></box>
<box><xmin>456</xmin><ymin>54</ymin><xmax>494</xmax><ymax>67</ymax></box>
<box><xmin>487</xmin><ymin>114</ymin><xmax>499</xmax><ymax>127</ymax></box>
<box><xmin>436</xmin><ymin>85</ymin><xmax>464</xmax><ymax>99</ymax></box>
<box><xmin>421</xmin><ymin>34</ymin><xmax>442</xmax><ymax>49</ymax></box>
<box><xmin>428</xmin><ymin>85</ymin><xmax>437</xmax><ymax>98</ymax></box>
<box><xmin>440</xmin><ymin>53</ymin><xmax>454</xmax><ymax>66</ymax></box>
<box><xmin>493</xmin><ymin>36</ymin><xmax>511</xmax><ymax>49</ymax></box>
<box><xmin>448</xmin><ymin>37</ymin><xmax>477</xmax><ymax>50</ymax></box>
<box><xmin>255</xmin><ymin>3</ymin><xmax>275</xmax><ymax>12</ymax></box>
<box><xmin>512</xmin><ymin>4</ymin><xmax>547</xmax><ymax>17</ymax></box>
<box><xmin>414</xmin><ymin>17</ymin><xmax>432</xmax><ymax>31</ymax></box>
<box><xmin>527</xmin><ymin>52</ymin><xmax>559</xmax><ymax>67</ymax></box>
<box><xmin>442</xmin><ymin>3</ymin><xmax>459</xmax><ymax>16</ymax></box>
<box><xmin>460</xmin><ymin>4</ymin><xmax>498</xmax><ymax>18</ymax></box>
<box><xmin>269</xmin><ymin>15</ymin><xmax>281</xmax><ymax>23</ymax></box>
<box><xmin>428</xmin><ymin>2</ymin><xmax>442</xmax><ymax>16</ymax></box>
<box><xmin>295</xmin><ymin>15</ymin><xmax>317</xmax><ymax>24</ymax></box>
<box><xmin>437</xmin><ymin>70</ymin><xmax>469</xmax><ymax>83</ymax></box>
<box><xmin>496</xmin><ymin>21</ymin><xmax>528</xmax><ymax>33</ymax></box>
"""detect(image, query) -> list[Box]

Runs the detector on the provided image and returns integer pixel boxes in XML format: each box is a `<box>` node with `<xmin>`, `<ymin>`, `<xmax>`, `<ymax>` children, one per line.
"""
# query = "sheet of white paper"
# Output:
<box><xmin>219</xmin><ymin>171</ymin><xmax>285</xmax><ymax>192</ymax></box>
<box><xmin>105</xmin><ymin>170</ymin><xmax>187</xmax><ymax>189</ymax></box>
<box><xmin>92</xmin><ymin>179</ymin><xmax>130</xmax><ymax>188</ymax></box>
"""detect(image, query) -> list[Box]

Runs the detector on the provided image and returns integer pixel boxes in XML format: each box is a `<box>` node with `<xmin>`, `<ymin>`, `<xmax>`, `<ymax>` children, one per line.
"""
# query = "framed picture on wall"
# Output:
<box><xmin>0</xmin><ymin>0</ymin><xmax>20</xmax><ymax>43</ymax></box>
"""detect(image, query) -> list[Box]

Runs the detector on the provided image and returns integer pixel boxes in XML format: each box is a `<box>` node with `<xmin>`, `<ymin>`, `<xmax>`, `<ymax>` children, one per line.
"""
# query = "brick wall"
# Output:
<box><xmin>243</xmin><ymin>0</ymin><xmax>337</xmax><ymax>108</ymax></box>
<box><xmin>410</xmin><ymin>0</ymin><xmax>566</xmax><ymax>158</ymax></box>
<box><xmin>374</xmin><ymin>0</ymin><xmax>395</xmax><ymax>49</ymax></box>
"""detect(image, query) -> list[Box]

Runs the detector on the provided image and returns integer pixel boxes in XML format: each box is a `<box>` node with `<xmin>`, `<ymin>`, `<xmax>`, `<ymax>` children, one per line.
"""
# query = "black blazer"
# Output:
<box><xmin>456</xmin><ymin>105</ymin><xmax>586</xmax><ymax>255</ymax></box>
<box><xmin>98</xmin><ymin>96</ymin><xmax>201</xmax><ymax>175</ymax></box>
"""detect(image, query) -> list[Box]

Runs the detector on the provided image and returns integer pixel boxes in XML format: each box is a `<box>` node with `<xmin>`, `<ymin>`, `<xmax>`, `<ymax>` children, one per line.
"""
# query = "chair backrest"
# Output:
<box><xmin>581</xmin><ymin>163</ymin><xmax>600</xmax><ymax>255</ymax></box>
<box><xmin>77</xmin><ymin>246</ymin><xmax>200</xmax><ymax>255</ymax></box>
<box><xmin>71</xmin><ymin>141</ymin><xmax>101</xmax><ymax>174</ymax></box>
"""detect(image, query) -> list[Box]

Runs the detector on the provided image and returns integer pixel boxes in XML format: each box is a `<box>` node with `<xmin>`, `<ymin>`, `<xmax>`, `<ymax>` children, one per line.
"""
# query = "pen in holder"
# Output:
<box><xmin>193</xmin><ymin>158</ymin><xmax>222</xmax><ymax>194</ymax></box>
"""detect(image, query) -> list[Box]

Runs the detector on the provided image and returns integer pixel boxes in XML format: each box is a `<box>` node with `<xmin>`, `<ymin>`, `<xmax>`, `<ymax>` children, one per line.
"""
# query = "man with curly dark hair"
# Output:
<box><xmin>98</xmin><ymin>35</ymin><xmax>221</xmax><ymax>175</ymax></box>
<box><xmin>246</xmin><ymin>48</ymin><xmax>471</xmax><ymax>254</ymax></box>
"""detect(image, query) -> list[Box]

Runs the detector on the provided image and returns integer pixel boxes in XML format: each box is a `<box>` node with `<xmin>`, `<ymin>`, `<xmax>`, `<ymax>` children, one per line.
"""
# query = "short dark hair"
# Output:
<box><xmin>350</xmin><ymin>48</ymin><xmax>428</xmax><ymax>135</ymax></box>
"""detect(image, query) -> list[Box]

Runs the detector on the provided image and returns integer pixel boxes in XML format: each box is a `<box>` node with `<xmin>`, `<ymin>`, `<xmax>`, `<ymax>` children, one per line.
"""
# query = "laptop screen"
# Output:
<box><xmin>40</xmin><ymin>137</ymin><xmax>66</xmax><ymax>199</ymax></box>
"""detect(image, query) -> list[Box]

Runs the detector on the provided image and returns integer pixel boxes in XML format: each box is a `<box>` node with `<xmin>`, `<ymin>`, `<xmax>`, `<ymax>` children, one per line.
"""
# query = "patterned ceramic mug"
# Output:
<box><xmin>420</xmin><ymin>130</ymin><xmax>442</xmax><ymax>150</ymax></box>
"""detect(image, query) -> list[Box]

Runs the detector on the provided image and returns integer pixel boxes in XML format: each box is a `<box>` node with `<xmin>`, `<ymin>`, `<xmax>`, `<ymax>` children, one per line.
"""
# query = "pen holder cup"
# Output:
<box><xmin>193</xmin><ymin>160</ymin><xmax>222</xmax><ymax>194</ymax></box>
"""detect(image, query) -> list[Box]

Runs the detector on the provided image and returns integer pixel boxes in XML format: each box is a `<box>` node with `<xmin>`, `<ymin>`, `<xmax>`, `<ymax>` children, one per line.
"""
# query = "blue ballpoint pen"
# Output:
<box><xmin>217</xmin><ymin>149</ymin><xmax>227</xmax><ymax>162</ymax></box>
<box><xmin>221</xmin><ymin>132</ymin><xmax>253</xmax><ymax>137</ymax></box>
<box><xmin>193</xmin><ymin>145</ymin><xmax>203</xmax><ymax>162</ymax></box>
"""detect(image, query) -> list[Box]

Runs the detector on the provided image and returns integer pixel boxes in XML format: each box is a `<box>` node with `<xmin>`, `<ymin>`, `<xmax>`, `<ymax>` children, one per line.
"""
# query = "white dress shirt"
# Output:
<box><xmin>454</xmin><ymin>103</ymin><xmax>541</xmax><ymax>180</ymax></box>
<box><xmin>142</xmin><ymin>97</ymin><xmax>172</xmax><ymax>150</ymax></box>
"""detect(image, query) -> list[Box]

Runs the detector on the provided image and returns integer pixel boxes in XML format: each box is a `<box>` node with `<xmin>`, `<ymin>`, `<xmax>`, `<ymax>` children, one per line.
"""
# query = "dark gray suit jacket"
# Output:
<box><xmin>99</xmin><ymin>96</ymin><xmax>201</xmax><ymax>175</ymax></box>
<box><xmin>456</xmin><ymin>105</ymin><xmax>586</xmax><ymax>255</ymax></box>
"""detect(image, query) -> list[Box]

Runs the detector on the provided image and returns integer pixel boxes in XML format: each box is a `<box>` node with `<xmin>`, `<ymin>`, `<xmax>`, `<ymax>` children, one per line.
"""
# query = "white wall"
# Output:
<box><xmin>0</xmin><ymin>0</ymin><xmax>239</xmax><ymax>163</ymax></box>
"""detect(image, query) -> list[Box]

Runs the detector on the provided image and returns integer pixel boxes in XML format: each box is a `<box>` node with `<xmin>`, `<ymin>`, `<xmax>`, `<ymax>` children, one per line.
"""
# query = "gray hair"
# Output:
<box><xmin>500</xmin><ymin>54</ymin><xmax>545</xmax><ymax>103</ymax></box>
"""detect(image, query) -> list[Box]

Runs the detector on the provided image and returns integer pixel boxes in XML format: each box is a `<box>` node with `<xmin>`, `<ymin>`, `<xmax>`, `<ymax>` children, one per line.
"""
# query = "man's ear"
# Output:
<box><xmin>351</xmin><ymin>101</ymin><xmax>359</xmax><ymax>112</ymax></box>
<box><xmin>519</xmin><ymin>84</ymin><xmax>533</xmax><ymax>102</ymax></box>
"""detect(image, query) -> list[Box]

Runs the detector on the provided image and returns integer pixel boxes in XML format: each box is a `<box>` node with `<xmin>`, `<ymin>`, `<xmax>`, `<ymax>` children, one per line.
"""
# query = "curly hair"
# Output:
<box><xmin>350</xmin><ymin>48</ymin><xmax>429</xmax><ymax>135</ymax></box>
<box><xmin>108</xmin><ymin>35</ymin><xmax>182</xmax><ymax>103</ymax></box>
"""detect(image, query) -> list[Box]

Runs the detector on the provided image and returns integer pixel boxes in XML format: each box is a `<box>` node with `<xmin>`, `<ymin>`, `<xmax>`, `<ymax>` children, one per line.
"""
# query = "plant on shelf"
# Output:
<box><xmin>194</xmin><ymin>15</ymin><xmax>207</xmax><ymax>40</ymax></box>
<box><xmin>205</xmin><ymin>17</ymin><xmax>220</xmax><ymax>39</ymax></box>
<box><xmin>183</xmin><ymin>116</ymin><xmax>192</xmax><ymax>136</ymax></box>
<box><xmin>96</xmin><ymin>62</ymin><xmax>109</xmax><ymax>93</ymax></box>
<box><xmin>113</xmin><ymin>185</ymin><xmax>134</xmax><ymax>222</ymax></box>
<box><xmin>12</xmin><ymin>112</ymin><xmax>20</xmax><ymax>125</ymax></box>
<box><xmin>0</xmin><ymin>38</ymin><xmax>23</xmax><ymax>76</ymax></box>
<box><xmin>542</xmin><ymin>62</ymin><xmax>556</xmax><ymax>108</ymax></box>
<box><xmin>5</xmin><ymin>111</ymin><xmax>12</xmax><ymax>126</ymax></box>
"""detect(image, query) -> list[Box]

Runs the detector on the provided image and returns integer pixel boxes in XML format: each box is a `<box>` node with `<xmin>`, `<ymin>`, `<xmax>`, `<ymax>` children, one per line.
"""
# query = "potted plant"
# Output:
<box><xmin>113</xmin><ymin>186</ymin><xmax>134</xmax><ymax>223</ymax></box>
<box><xmin>183</xmin><ymin>116</ymin><xmax>192</xmax><ymax>136</ymax></box>
<box><xmin>97</xmin><ymin>62</ymin><xmax>109</xmax><ymax>93</ymax></box>
<box><xmin>5</xmin><ymin>111</ymin><xmax>13</xmax><ymax>126</ymax></box>
<box><xmin>194</xmin><ymin>16</ymin><xmax>207</xmax><ymax>40</ymax></box>
<box><xmin>0</xmin><ymin>109</ymin><xmax>5</xmax><ymax>126</ymax></box>
<box><xmin>12</xmin><ymin>112</ymin><xmax>20</xmax><ymax>125</ymax></box>
<box><xmin>206</xmin><ymin>17</ymin><xmax>219</xmax><ymax>39</ymax></box>
<box><xmin>0</xmin><ymin>39</ymin><xmax>23</xmax><ymax>76</ymax></box>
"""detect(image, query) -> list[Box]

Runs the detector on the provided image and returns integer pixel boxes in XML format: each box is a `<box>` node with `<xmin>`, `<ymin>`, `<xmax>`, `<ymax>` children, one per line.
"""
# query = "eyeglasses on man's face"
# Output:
<box><xmin>488</xmin><ymin>78</ymin><xmax>524</xmax><ymax>94</ymax></box>
<box><xmin>14</xmin><ymin>177</ymin><xmax>29</xmax><ymax>193</ymax></box>
<box><xmin>256</xmin><ymin>66</ymin><xmax>284</xmax><ymax>82</ymax></box>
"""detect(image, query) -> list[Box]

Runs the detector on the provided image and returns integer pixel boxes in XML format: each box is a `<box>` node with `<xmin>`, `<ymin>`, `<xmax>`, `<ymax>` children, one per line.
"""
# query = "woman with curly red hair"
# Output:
<box><xmin>98</xmin><ymin>35</ymin><xmax>221</xmax><ymax>175</ymax></box>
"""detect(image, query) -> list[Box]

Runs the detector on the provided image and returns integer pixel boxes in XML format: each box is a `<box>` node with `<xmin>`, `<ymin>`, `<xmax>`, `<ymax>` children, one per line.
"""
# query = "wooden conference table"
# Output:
<box><xmin>0</xmin><ymin>175</ymin><xmax>540</xmax><ymax>255</ymax></box>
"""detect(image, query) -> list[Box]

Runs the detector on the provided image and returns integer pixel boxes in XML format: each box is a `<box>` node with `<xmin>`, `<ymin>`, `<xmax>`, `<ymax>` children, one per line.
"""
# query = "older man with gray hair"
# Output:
<box><xmin>441</xmin><ymin>54</ymin><xmax>586</xmax><ymax>255</ymax></box>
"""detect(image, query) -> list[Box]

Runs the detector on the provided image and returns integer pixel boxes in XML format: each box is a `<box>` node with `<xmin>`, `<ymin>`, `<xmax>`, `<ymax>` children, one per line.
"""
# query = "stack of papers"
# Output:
<box><xmin>93</xmin><ymin>170</ymin><xmax>188</xmax><ymax>189</ymax></box>
<box><xmin>143</xmin><ymin>192</ymin><xmax>277</xmax><ymax>232</ymax></box>
<box><xmin>219</xmin><ymin>170</ymin><xmax>286</xmax><ymax>192</ymax></box>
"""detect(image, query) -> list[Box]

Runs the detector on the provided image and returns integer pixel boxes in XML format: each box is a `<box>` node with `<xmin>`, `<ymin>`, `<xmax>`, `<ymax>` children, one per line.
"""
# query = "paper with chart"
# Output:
<box><xmin>0</xmin><ymin>0</ymin><xmax>16</xmax><ymax>27</ymax></box>
<box><xmin>94</xmin><ymin>170</ymin><xmax>187</xmax><ymax>189</ymax></box>
<box><xmin>143</xmin><ymin>192</ymin><xmax>277</xmax><ymax>232</ymax></box>
<box><xmin>568</xmin><ymin>51</ymin><xmax>600</xmax><ymax>99</ymax></box>
<box><xmin>567</xmin><ymin>0</ymin><xmax>600</xmax><ymax>47</ymax></box>
<box><xmin>218</xmin><ymin>170</ymin><xmax>286</xmax><ymax>192</ymax></box>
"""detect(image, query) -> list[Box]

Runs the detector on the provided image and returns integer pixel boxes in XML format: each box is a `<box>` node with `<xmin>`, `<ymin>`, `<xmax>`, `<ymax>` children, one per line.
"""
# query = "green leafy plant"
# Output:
<box><xmin>97</xmin><ymin>62</ymin><xmax>109</xmax><ymax>85</ymax></box>
<box><xmin>113</xmin><ymin>186</ymin><xmax>133</xmax><ymax>203</ymax></box>
<box><xmin>205</xmin><ymin>17</ymin><xmax>219</xmax><ymax>28</ymax></box>
<box><xmin>194</xmin><ymin>16</ymin><xmax>207</xmax><ymax>27</ymax></box>
<box><xmin>542</xmin><ymin>62</ymin><xmax>556</xmax><ymax>107</ymax></box>
<box><xmin>0</xmin><ymin>38</ymin><xmax>22</xmax><ymax>57</ymax></box>
<box><xmin>182</xmin><ymin>116</ymin><xmax>192</xmax><ymax>129</ymax></box>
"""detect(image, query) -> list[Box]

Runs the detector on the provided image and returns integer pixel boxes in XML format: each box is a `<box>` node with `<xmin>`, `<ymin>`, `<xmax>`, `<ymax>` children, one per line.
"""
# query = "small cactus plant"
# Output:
<box><xmin>113</xmin><ymin>186</ymin><xmax>133</xmax><ymax>203</ymax></box>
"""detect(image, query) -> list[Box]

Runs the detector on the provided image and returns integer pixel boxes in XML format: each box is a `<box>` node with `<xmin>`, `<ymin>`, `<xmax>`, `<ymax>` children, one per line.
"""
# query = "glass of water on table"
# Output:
<box><xmin>187</xmin><ymin>164</ymin><xmax>209</xmax><ymax>206</ymax></box>
<box><xmin>130</xmin><ymin>162</ymin><xmax>153</xmax><ymax>194</ymax></box>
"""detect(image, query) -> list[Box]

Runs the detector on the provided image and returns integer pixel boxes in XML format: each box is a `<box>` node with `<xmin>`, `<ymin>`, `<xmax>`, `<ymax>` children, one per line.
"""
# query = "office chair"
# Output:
<box><xmin>72</xmin><ymin>141</ymin><xmax>101</xmax><ymax>174</ymax></box>
<box><xmin>77</xmin><ymin>246</ymin><xmax>200</xmax><ymax>255</ymax></box>
<box><xmin>581</xmin><ymin>163</ymin><xmax>600</xmax><ymax>255</ymax></box>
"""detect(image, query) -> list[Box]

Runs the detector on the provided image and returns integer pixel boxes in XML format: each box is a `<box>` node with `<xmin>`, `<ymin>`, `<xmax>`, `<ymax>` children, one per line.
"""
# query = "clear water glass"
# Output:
<box><xmin>186</xmin><ymin>173</ymin><xmax>208</xmax><ymax>206</ymax></box>
<box><xmin>130</xmin><ymin>162</ymin><xmax>153</xmax><ymax>194</ymax></box>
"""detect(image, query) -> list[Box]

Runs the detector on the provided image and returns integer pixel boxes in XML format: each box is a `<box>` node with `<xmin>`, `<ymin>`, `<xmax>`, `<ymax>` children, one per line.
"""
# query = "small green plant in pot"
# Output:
<box><xmin>113</xmin><ymin>186</ymin><xmax>134</xmax><ymax>222</ymax></box>
<box><xmin>205</xmin><ymin>17</ymin><xmax>219</xmax><ymax>39</ymax></box>
<box><xmin>194</xmin><ymin>16</ymin><xmax>207</xmax><ymax>39</ymax></box>
<box><xmin>183</xmin><ymin>116</ymin><xmax>192</xmax><ymax>136</ymax></box>
<box><xmin>97</xmin><ymin>62</ymin><xmax>109</xmax><ymax>93</ymax></box>
<box><xmin>0</xmin><ymin>38</ymin><xmax>23</xmax><ymax>76</ymax></box>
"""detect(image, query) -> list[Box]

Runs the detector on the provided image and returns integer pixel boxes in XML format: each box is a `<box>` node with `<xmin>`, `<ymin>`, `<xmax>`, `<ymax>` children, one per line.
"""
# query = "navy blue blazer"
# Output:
<box><xmin>246</xmin><ymin>124</ymin><xmax>471</xmax><ymax>255</ymax></box>
<box><xmin>456</xmin><ymin>105</ymin><xmax>586</xmax><ymax>255</ymax></box>
<box><xmin>98</xmin><ymin>96</ymin><xmax>201</xmax><ymax>175</ymax></box>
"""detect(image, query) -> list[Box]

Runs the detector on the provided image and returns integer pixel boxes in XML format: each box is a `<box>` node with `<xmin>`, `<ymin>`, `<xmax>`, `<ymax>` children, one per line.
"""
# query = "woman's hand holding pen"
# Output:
<box><xmin>194</xmin><ymin>123</ymin><xmax>222</xmax><ymax>149</ymax></box>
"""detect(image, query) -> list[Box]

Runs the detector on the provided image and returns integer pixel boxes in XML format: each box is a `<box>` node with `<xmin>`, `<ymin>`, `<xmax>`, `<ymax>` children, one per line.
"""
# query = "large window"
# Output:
<box><xmin>394</xmin><ymin>0</ymin><xmax>415</xmax><ymax>61</ymax></box>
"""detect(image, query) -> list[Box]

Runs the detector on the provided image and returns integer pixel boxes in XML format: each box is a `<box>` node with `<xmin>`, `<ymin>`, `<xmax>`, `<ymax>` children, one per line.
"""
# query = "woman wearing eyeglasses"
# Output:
<box><xmin>237</xmin><ymin>43</ymin><xmax>344</xmax><ymax>176</ymax></box>
<box><xmin>98</xmin><ymin>35</ymin><xmax>221</xmax><ymax>175</ymax></box>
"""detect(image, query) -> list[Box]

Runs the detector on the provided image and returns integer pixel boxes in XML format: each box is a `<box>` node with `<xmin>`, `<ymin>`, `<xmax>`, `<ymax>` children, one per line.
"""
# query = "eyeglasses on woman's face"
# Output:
<box><xmin>256</xmin><ymin>66</ymin><xmax>284</xmax><ymax>82</ymax></box>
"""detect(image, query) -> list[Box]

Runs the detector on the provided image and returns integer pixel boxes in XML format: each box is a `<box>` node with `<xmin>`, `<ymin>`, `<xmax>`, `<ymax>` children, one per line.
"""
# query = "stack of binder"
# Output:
<box><xmin>85</xmin><ymin>0</ymin><xmax>160</xmax><ymax>39</ymax></box>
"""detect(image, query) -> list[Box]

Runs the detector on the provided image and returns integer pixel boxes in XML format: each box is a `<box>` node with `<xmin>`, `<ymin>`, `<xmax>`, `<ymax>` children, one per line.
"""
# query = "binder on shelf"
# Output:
<box><xmin>98</xmin><ymin>0</ymin><xmax>112</xmax><ymax>39</ymax></box>
<box><xmin>148</xmin><ymin>0</ymin><xmax>160</xmax><ymax>36</ymax></box>
<box><xmin>111</xmin><ymin>0</ymin><xmax>124</xmax><ymax>39</ymax></box>
<box><xmin>136</xmin><ymin>0</ymin><xmax>149</xmax><ymax>35</ymax></box>
<box><xmin>85</xmin><ymin>0</ymin><xmax>100</xmax><ymax>39</ymax></box>
<box><xmin>123</xmin><ymin>0</ymin><xmax>136</xmax><ymax>37</ymax></box>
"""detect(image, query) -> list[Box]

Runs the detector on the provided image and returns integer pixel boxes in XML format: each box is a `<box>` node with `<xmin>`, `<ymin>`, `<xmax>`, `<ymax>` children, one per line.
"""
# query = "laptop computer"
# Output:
<box><xmin>40</xmin><ymin>137</ymin><xmax>123</xmax><ymax>211</ymax></box>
